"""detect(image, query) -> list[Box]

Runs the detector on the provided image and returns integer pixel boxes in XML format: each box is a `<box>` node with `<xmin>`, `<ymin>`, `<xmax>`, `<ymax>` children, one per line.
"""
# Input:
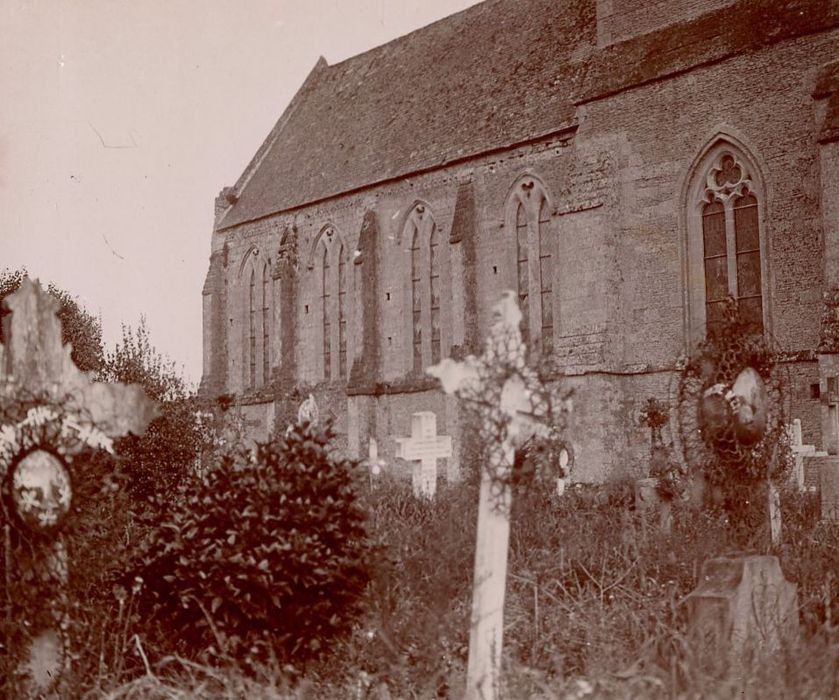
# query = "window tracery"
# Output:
<box><xmin>686</xmin><ymin>141</ymin><xmax>767</xmax><ymax>342</ymax></box>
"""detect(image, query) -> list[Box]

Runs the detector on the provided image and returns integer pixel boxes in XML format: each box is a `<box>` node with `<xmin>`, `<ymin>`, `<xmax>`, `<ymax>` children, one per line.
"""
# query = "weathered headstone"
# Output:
<box><xmin>0</xmin><ymin>279</ymin><xmax>157</xmax><ymax>696</ymax></box>
<box><xmin>686</xmin><ymin>554</ymin><xmax>799</xmax><ymax>671</ymax></box>
<box><xmin>297</xmin><ymin>393</ymin><xmax>319</xmax><ymax>425</ymax></box>
<box><xmin>818</xmin><ymin>455</ymin><xmax>839</xmax><ymax>520</ymax></box>
<box><xmin>428</xmin><ymin>291</ymin><xmax>569</xmax><ymax>700</ymax></box>
<box><xmin>395</xmin><ymin>412</ymin><xmax>452</xmax><ymax>498</ymax></box>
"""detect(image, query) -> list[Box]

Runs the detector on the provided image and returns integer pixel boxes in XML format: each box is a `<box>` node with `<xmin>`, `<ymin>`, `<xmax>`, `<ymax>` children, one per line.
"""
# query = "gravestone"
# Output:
<box><xmin>686</xmin><ymin>554</ymin><xmax>799</xmax><ymax>671</ymax></box>
<box><xmin>428</xmin><ymin>291</ymin><xmax>569</xmax><ymax>700</ymax></box>
<box><xmin>395</xmin><ymin>412</ymin><xmax>452</xmax><ymax>498</ymax></box>
<box><xmin>817</xmin><ymin>456</ymin><xmax>839</xmax><ymax>520</ymax></box>
<box><xmin>297</xmin><ymin>393</ymin><xmax>319</xmax><ymax>425</ymax></box>
<box><xmin>0</xmin><ymin>279</ymin><xmax>157</xmax><ymax>696</ymax></box>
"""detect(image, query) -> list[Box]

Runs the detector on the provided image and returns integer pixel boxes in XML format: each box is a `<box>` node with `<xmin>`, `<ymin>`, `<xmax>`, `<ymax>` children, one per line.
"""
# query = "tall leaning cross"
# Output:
<box><xmin>428</xmin><ymin>291</ymin><xmax>565</xmax><ymax>700</ymax></box>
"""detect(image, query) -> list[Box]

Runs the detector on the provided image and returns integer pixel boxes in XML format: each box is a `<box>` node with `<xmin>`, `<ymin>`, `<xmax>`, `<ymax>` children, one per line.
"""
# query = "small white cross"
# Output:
<box><xmin>395</xmin><ymin>412</ymin><xmax>452</xmax><ymax>498</ymax></box>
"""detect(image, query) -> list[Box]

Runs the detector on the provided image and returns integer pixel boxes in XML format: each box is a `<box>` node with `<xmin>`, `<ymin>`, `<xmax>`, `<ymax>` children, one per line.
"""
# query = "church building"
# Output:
<box><xmin>201</xmin><ymin>0</ymin><xmax>839</xmax><ymax>483</ymax></box>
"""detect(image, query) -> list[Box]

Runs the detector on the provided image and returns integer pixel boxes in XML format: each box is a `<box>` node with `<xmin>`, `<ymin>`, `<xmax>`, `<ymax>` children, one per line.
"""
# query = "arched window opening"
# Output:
<box><xmin>261</xmin><ymin>263</ymin><xmax>270</xmax><ymax>384</ymax></box>
<box><xmin>687</xmin><ymin>144</ymin><xmax>766</xmax><ymax>343</ymax></box>
<box><xmin>338</xmin><ymin>243</ymin><xmax>347</xmax><ymax>378</ymax></box>
<box><xmin>403</xmin><ymin>204</ymin><xmax>446</xmax><ymax>373</ymax></box>
<box><xmin>538</xmin><ymin>199</ymin><xmax>553</xmax><ymax>354</ymax></box>
<box><xmin>248</xmin><ymin>268</ymin><xmax>257</xmax><ymax>388</ymax></box>
<box><xmin>515</xmin><ymin>202</ymin><xmax>529</xmax><ymax>347</ymax></box>
<box><xmin>430</xmin><ymin>223</ymin><xmax>441</xmax><ymax>365</ymax></box>
<box><xmin>507</xmin><ymin>176</ymin><xmax>554</xmax><ymax>355</ymax></box>
<box><xmin>322</xmin><ymin>243</ymin><xmax>332</xmax><ymax>381</ymax></box>
<box><xmin>410</xmin><ymin>222</ymin><xmax>423</xmax><ymax>371</ymax></box>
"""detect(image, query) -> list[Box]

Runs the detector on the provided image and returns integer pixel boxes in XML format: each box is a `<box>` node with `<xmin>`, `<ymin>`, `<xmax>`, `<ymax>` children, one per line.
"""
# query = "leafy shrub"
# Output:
<box><xmin>100</xmin><ymin>318</ymin><xmax>202</xmax><ymax>499</ymax></box>
<box><xmin>133</xmin><ymin>422</ymin><xmax>372</xmax><ymax>667</ymax></box>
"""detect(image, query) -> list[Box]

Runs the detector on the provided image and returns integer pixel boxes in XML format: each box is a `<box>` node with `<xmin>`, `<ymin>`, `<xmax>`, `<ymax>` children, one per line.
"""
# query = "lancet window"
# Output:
<box><xmin>315</xmin><ymin>226</ymin><xmax>349</xmax><ymax>380</ymax></box>
<box><xmin>405</xmin><ymin>204</ymin><xmax>444</xmax><ymax>372</ymax></box>
<box><xmin>507</xmin><ymin>177</ymin><xmax>554</xmax><ymax>354</ymax></box>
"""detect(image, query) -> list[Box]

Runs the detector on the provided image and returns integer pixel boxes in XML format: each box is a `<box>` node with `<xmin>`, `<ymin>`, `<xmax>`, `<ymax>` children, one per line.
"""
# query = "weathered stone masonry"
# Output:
<box><xmin>200</xmin><ymin>0</ymin><xmax>839</xmax><ymax>481</ymax></box>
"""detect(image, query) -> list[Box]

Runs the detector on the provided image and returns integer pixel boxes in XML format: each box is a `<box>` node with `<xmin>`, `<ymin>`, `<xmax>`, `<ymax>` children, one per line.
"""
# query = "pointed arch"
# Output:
<box><xmin>682</xmin><ymin>132</ymin><xmax>771</xmax><ymax>346</ymax></box>
<box><xmin>504</xmin><ymin>173</ymin><xmax>555</xmax><ymax>354</ymax></box>
<box><xmin>238</xmin><ymin>245</ymin><xmax>273</xmax><ymax>390</ymax></box>
<box><xmin>401</xmin><ymin>202</ymin><xmax>448</xmax><ymax>372</ymax></box>
<box><xmin>313</xmin><ymin>223</ymin><xmax>350</xmax><ymax>380</ymax></box>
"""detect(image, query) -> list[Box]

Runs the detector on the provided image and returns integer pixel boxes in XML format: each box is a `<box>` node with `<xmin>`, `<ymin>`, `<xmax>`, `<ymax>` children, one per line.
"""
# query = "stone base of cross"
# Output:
<box><xmin>395</xmin><ymin>412</ymin><xmax>452</xmax><ymax>498</ymax></box>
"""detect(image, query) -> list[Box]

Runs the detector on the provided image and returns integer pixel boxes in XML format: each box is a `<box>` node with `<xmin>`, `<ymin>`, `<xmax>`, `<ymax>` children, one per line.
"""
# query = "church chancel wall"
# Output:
<box><xmin>201</xmin><ymin>0</ymin><xmax>839</xmax><ymax>484</ymax></box>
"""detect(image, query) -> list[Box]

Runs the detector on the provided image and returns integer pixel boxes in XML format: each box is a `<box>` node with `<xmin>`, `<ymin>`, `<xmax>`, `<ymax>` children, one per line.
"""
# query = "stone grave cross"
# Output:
<box><xmin>0</xmin><ymin>278</ymin><xmax>157</xmax><ymax>696</ymax></box>
<box><xmin>395</xmin><ymin>411</ymin><xmax>452</xmax><ymax>498</ymax></box>
<box><xmin>428</xmin><ymin>290</ymin><xmax>570</xmax><ymax>700</ymax></box>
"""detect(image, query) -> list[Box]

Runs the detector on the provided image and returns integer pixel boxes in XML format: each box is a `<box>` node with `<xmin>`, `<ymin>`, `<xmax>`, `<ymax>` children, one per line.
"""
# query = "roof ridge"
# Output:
<box><xmin>325</xmin><ymin>0</ymin><xmax>494</xmax><ymax>70</ymax></box>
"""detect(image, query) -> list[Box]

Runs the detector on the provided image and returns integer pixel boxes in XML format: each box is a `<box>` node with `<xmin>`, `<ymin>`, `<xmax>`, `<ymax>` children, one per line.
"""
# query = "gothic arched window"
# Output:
<box><xmin>338</xmin><ymin>242</ymin><xmax>348</xmax><ymax>378</ymax></box>
<box><xmin>321</xmin><ymin>243</ymin><xmax>332</xmax><ymax>380</ymax></box>
<box><xmin>314</xmin><ymin>225</ymin><xmax>349</xmax><ymax>381</ymax></box>
<box><xmin>261</xmin><ymin>263</ymin><xmax>270</xmax><ymax>383</ymax></box>
<box><xmin>241</xmin><ymin>248</ymin><xmax>272</xmax><ymax>391</ymax></box>
<box><xmin>404</xmin><ymin>204</ymin><xmax>445</xmax><ymax>372</ymax></box>
<box><xmin>686</xmin><ymin>140</ymin><xmax>768</xmax><ymax>343</ymax></box>
<box><xmin>249</xmin><ymin>268</ymin><xmax>257</xmax><ymax>388</ymax></box>
<box><xmin>506</xmin><ymin>176</ymin><xmax>554</xmax><ymax>354</ymax></box>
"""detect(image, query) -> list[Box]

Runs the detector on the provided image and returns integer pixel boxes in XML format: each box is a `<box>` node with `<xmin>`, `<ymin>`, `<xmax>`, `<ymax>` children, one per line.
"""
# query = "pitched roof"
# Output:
<box><xmin>218</xmin><ymin>0</ymin><xmax>593</xmax><ymax>229</ymax></box>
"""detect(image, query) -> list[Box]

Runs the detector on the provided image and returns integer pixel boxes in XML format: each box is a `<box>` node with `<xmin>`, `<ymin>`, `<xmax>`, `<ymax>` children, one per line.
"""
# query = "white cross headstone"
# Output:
<box><xmin>786</xmin><ymin>418</ymin><xmax>820</xmax><ymax>491</ymax></box>
<box><xmin>395</xmin><ymin>412</ymin><xmax>452</xmax><ymax>498</ymax></box>
<box><xmin>427</xmin><ymin>290</ymin><xmax>570</xmax><ymax>700</ymax></box>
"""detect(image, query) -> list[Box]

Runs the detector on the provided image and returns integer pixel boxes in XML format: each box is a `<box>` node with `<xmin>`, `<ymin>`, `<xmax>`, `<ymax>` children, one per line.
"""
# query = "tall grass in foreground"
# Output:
<box><xmin>92</xmin><ymin>476</ymin><xmax>837</xmax><ymax>699</ymax></box>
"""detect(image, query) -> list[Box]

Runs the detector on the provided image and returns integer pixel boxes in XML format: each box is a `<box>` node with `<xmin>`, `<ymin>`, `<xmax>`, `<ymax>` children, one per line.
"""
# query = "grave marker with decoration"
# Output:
<box><xmin>0</xmin><ymin>279</ymin><xmax>157</xmax><ymax>697</ymax></box>
<box><xmin>428</xmin><ymin>290</ymin><xmax>572</xmax><ymax>700</ymax></box>
<box><xmin>675</xmin><ymin>297</ymin><xmax>799</xmax><ymax>665</ymax></box>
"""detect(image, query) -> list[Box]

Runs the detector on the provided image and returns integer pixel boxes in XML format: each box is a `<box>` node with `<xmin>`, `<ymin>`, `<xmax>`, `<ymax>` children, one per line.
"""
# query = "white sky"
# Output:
<box><xmin>0</xmin><ymin>0</ymin><xmax>481</xmax><ymax>385</ymax></box>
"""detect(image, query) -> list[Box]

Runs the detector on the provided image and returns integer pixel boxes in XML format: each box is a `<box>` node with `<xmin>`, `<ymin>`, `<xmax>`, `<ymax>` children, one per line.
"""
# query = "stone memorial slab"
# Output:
<box><xmin>686</xmin><ymin>554</ymin><xmax>798</xmax><ymax>669</ymax></box>
<box><xmin>395</xmin><ymin>412</ymin><xmax>451</xmax><ymax>498</ymax></box>
<box><xmin>817</xmin><ymin>455</ymin><xmax>839</xmax><ymax>520</ymax></box>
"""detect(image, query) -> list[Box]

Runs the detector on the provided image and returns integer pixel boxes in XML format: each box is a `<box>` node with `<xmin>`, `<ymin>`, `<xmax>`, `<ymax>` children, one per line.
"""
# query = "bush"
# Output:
<box><xmin>100</xmin><ymin>318</ymin><xmax>202</xmax><ymax>500</ymax></box>
<box><xmin>133</xmin><ymin>422</ymin><xmax>372</xmax><ymax>667</ymax></box>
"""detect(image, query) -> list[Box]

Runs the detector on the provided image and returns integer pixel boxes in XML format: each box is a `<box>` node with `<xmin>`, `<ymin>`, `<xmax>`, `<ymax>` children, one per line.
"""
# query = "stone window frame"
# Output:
<box><xmin>310</xmin><ymin>224</ymin><xmax>350</xmax><ymax>381</ymax></box>
<box><xmin>238</xmin><ymin>245</ymin><xmax>273</xmax><ymax>390</ymax></box>
<box><xmin>682</xmin><ymin>133</ymin><xmax>772</xmax><ymax>347</ymax></box>
<box><xmin>504</xmin><ymin>174</ymin><xmax>555</xmax><ymax>355</ymax></box>
<box><xmin>400</xmin><ymin>201</ymin><xmax>451</xmax><ymax>373</ymax></box>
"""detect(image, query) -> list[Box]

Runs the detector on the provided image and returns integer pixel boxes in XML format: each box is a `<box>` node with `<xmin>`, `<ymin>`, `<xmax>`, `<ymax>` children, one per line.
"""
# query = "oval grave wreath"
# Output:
<box><xmin>0</xmin><ymin>403</ymin><xmax>113</xmax><ymax>535</ymax></box>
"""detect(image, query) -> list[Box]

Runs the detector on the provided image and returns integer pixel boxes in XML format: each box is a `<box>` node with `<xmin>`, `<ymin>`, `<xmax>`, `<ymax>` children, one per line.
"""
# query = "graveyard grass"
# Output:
<box><xmin>1</xmin><ymin>276</ymin><xmax>837</xmax><ymax>699</ymax></box>
<box><xmin>86</xmin><ymin>471</ymin><xmax>837</xmax><ymax>700</ymax></box>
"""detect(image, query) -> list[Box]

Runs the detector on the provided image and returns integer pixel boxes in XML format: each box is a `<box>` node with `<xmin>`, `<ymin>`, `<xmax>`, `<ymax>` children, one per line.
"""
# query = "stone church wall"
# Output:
<box><xmin>201</xmin><ymin>7</ymin><xmax>837</xmax><ymax>485</ymax></box>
